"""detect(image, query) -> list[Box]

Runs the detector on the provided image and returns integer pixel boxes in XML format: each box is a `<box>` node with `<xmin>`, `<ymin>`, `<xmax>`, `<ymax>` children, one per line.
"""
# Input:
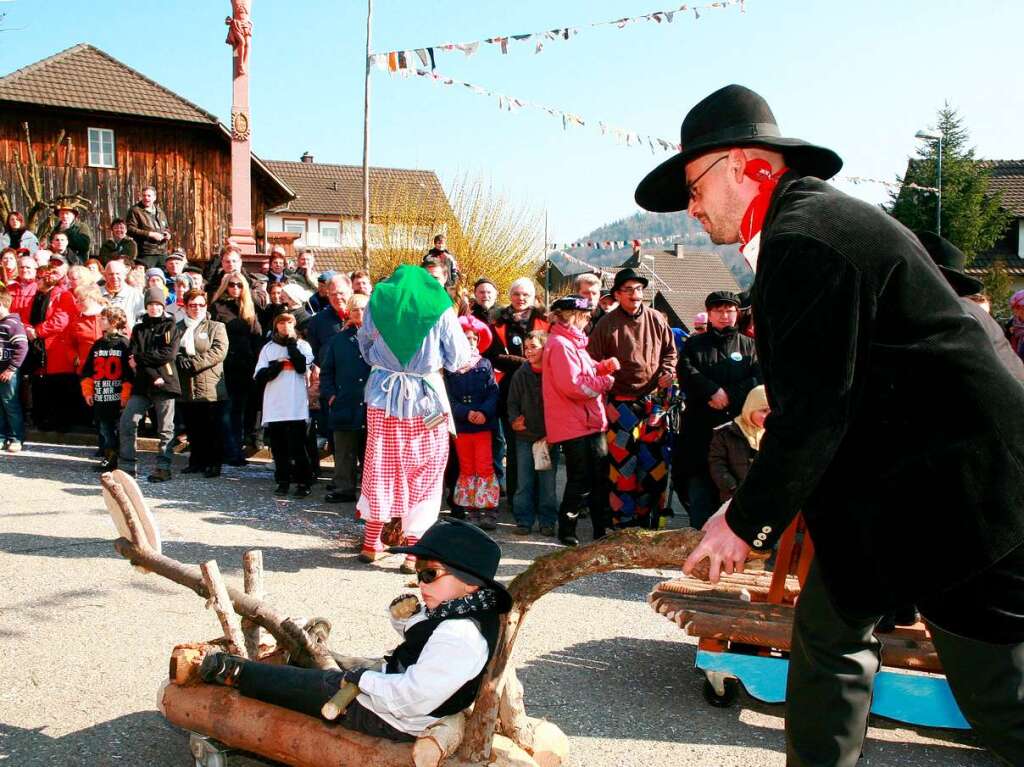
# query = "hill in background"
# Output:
<box><xmin>549</xmin><ymin>210</ymin><xmax>753</xmax><ymax>289</ymax></box>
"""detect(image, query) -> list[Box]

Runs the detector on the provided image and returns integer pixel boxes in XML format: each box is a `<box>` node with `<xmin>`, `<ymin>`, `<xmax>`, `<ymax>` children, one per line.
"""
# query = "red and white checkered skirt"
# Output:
<box><xmin>356</xmin><ymin>407</ymin><xmax>449</xmax><ymax>537</ymax></box>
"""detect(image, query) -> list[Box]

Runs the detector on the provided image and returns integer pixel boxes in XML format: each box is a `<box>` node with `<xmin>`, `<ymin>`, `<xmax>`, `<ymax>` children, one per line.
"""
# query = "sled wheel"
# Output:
<box><xmin>703</xmin><ymin>676</ymin><xmax>739</xmax><ymax>708</ymax></box>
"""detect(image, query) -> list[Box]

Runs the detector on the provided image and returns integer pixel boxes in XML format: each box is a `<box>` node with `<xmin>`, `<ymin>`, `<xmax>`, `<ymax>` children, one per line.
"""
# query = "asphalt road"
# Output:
<box><xmin>0</xmin><ymin>443</ymin><xmax>999</xmax><ymax>767</ymax></box>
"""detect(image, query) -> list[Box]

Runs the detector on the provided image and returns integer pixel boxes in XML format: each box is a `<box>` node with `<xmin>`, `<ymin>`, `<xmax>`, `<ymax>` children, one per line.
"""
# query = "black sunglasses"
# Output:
<box><xmin>416</xmin><ymin>567</ymin><xmax>450</xmax><ymax>584</ymax></box>
<box><xmin>227</xmin><ymin>282</ymin><xmax>244</xmax><ymax>288</ymax></box>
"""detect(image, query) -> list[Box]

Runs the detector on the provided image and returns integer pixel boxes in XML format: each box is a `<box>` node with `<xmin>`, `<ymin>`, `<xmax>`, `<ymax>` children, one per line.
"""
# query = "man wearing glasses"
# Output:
<box><xmin>587</xmin><ymin>267</ymin><xmax>677</xmax><ymax>535</ymax></box>
<box><xmin>674</xmin><ymin>290</ymin><xmax>759</xmax><ymax>529</ymax></box>
<box><xmin>635</xmin><ymin>84</ymin><xmax>1024</xmax><ymax>765</ymax></box>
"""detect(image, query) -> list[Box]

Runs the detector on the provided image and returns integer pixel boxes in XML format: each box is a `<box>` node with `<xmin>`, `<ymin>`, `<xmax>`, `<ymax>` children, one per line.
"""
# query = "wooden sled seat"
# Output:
<box><xmin>648</xmin><ymin>516</ymin><xmax>941</xmax><ymax>673</ymax></box>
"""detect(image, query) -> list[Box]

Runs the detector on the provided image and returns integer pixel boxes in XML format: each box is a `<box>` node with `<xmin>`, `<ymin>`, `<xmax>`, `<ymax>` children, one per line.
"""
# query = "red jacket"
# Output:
<box><xmin>9</xmin><ymin>280</ymin><xmax>37</xmax><ymax>325</ymax></box>
<box><xmin>31</xmin><ymin>284</ymin><xmax>78</xmax><ymax>375</ymax></box>
<box><xmin>69</xmin><ymin>312</ymin><xmax>104</xmax><ymax>374</ymax></box>
<box><xmin>542</xmin><ymin>321</ymin><xmax>613</xmax><ymax>445</ymax></box>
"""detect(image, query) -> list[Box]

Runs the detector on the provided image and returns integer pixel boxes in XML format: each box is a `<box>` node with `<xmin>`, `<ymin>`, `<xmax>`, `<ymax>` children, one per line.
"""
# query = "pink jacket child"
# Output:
<box><xmin>542</xmin><ymin>320</ymin><xmax>616</xmax><ymax>445</ymax></box>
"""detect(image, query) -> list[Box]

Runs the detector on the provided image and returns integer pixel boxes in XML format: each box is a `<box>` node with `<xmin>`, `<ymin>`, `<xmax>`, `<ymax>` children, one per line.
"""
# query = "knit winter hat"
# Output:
<box><xmin>144</xmin><ymin>287</ymin><xmax>165</xmax><ymax>306</ymax></box>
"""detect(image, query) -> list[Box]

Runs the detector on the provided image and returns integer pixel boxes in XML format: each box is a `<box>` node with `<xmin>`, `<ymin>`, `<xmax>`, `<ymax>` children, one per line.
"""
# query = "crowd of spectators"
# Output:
<box><xmin>2</xmin><ymin>201</ymin><xmax>1022</xmax><ymax>557</ymax></box>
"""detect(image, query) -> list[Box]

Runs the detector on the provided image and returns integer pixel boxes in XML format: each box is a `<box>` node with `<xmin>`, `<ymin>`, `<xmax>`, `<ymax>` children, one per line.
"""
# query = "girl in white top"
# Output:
<box><xmin>254</xmin><ymin>312</ymin><xmax>315</xmax><ymax>496</ymax></box>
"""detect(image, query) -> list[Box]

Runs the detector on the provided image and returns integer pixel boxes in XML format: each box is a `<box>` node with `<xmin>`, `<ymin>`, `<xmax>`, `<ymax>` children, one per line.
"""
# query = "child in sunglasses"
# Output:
<box><xmin>198</xmin><ymin>518</ymin><xmax>512</xmax><ymax>741</ymax></box>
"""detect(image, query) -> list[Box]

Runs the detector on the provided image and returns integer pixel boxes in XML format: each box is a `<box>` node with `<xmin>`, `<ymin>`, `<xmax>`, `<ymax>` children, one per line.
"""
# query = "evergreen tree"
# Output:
<box><xmin>887</xmin><ymin>104</ymin><xmax>1010</xmax><ymax>263</ymax></box>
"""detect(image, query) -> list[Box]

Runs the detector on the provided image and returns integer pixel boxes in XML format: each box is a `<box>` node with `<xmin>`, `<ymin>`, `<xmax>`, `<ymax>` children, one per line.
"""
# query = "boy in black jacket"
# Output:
<box><xmin>119</xmin><ymin>288</ymin><xmax>181</xmax><ymax>482</ymax></box>
<box><xmin>81</xmin><ymin>306</ymin><xmax>133</xmax><ymax>471</ymax></box>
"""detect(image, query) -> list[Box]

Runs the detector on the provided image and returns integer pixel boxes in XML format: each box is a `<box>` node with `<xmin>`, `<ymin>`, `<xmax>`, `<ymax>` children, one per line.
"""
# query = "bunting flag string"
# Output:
<box><xmin>547</xmin><ymin>249</ymin><xmax>675</xmax><ymax>292</ymax></box>
<box><xmin>548</xmin><ymin>234</ymin><xmax>677</xmax><ymax>252</ymax></box>
<box><xmin>839</xmin><ymin>175</ymin><xmax>939</xmax><ymax>193</ymax></box>
<box><xmin>398</xmin><ymin>67</ymin><xmax>682</xmax><ymax>154</ymax></box>
<box><xmin>369</xmin><ymin>0</ymin><xmax>744</xmax><ymax>71</ymax></box>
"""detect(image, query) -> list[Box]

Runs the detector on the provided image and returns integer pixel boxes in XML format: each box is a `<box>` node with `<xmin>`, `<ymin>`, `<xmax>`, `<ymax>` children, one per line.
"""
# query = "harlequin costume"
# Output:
<box><xmin>356</xmin><ymin>265</ymin><xmax>472</xmax><ymax>563</ymax></box>
<box><xmin>587</xmin><ymin>269</ymin><xmax>678</xmax><ymax>529</ymax></box>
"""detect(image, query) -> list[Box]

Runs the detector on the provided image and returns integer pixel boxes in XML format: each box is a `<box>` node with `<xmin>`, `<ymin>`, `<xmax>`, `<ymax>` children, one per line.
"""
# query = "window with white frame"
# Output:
<box><xmin>319</xmin><ymin>221</ymin><xmax>340</xmax><ymax>245</ymax></box>
<box><xmin>87</xmin><ymin>128</ymin><xmax>115</xmax><ymax>168</ymax></box>
<box><xmin>282</xmin><ymin>219</ymin><xmax>306</xmax><ymax>235</ymax></box>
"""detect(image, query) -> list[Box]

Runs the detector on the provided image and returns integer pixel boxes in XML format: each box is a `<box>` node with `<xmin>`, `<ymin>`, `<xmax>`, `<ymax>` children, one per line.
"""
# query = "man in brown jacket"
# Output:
<box><xmin>588</xmin><ymin>267</ymin><xmax>677</xmax><ymax>531</ymax></box>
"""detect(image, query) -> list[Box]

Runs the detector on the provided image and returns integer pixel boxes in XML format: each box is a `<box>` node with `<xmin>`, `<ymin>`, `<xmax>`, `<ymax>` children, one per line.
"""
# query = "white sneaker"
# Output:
<box><xmin>6</xmin><ymin>440</ymin><xmax>22</xmax><ymax>453</ymax></box>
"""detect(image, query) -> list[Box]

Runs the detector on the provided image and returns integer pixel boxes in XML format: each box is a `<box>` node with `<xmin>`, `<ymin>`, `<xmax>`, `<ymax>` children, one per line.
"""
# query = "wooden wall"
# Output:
<box><xmin>0</xmin><ymin>106</ymin><xmax>281</xmax><ymax>261</ymax></box>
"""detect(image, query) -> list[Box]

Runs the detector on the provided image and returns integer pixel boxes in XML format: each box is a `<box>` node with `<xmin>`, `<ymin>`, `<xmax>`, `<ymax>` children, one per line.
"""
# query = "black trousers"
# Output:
<box><xmin>236</xmin><ymin>661</ymin><xmax>415</xmax><ymax>742</ymax></box>
<box><xmin>787</xmin><ymin>556</ymin><xmax>1024</xmax><ymax>767</ymax></box>
<box><xmin>268</xmin><ymin>419</ymin><xmax>313</xmax><ymax>485</ymax></box>
<box><xmin>556</xmin><ymin>432</ymin><xmax>610</xmax><ymax>539</ymax></box>
<box><xmin>181</xmin><ymin>401</ymin><xmax>224</xmax><ymax>470</ymax></box>
<box><xmin>32</xmin><ymin>373</ymin><xmax>87</xmax><ymax>431</ymax></box>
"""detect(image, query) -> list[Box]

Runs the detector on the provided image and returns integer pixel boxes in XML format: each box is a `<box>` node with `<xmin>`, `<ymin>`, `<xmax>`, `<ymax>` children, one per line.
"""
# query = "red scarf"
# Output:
<box><xmin>739</xmin><ymin>159</ymin><xmax>788</xmax><ymax>251</ymax></box>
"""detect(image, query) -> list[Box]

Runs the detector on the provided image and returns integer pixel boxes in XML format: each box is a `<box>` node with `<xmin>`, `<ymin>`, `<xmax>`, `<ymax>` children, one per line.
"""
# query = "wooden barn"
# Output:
<box><xmin>0</xmin><ymin>43</ymin><xmax>293</xmax><ymax>261</ymax></box>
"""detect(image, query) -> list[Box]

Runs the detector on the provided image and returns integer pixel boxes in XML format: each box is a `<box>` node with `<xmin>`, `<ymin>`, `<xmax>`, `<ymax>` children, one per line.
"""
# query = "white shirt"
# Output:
<box><xmin>102</xmin><ymin>286</ymin><xmax>146</xmax><ymax>328</ymax></box>
<box><xmin>356</xmin><ymin>609</ymin><xmax>490</xmax><ymax>735</ymax></box>
<box><xmin>254</xmin><ymin>339</ymin><xmax>313</xmax><ymax>424</ymax></box>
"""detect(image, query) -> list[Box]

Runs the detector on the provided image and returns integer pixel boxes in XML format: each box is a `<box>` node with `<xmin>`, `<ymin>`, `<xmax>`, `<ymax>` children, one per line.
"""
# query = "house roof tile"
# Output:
<box><xmin>0</xmin><ymin>43</ymin><xmax>219</xmax><ymax>124</ymax></box>
<box><xmin>264</xmin><ymin>160</ymin><xmax>447</xmax><ymax>218</ymax></box>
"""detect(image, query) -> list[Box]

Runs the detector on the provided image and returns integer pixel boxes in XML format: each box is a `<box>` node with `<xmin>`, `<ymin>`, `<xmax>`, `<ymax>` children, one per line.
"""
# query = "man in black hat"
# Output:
<box><xmin>51</xmin><ymin>203</ymin><xmax>92</xmax><ymax>264</ymax></box>
<box><xmin>198</xmin><ymin>518</ymin><xmax>510</xmax><ymax>741</ymax></box>
<box><xmin>635</xmin><ymin>84</ymin><xmax>1024</xmax><ymax>765</ymax></box>
<box><xmin>587</xmin><ymin>267</ymin><xmax>678</xmax><ymax>531</ymax></box>
<box><xmin>916</xmin><ymin>230</ymin><xmax>1024</xmax><ymax>381</ymax></box>
<box><xmin>674</xmin><ymin>289</ymin><xmax>759</xmax><ymax>529</ymax></box>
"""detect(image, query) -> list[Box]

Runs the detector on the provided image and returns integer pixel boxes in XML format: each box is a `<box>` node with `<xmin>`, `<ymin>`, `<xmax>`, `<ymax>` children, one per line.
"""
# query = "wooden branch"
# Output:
<box><xmin>113</xmin><ymin>538</ymin><xmax>334</xmax><ymax>670</ymax></box>
<box><xmin>200</xmin><ymin>560</ymin><xmax>247</xmax><ymax>658</ymax></box>
<box><xmin>462</xmin><ymin>527</ymin><xmax>710</xmax><ymax>761</ymax></box>
<box><xmin>242</xmin><ymin>550</ymin><xmax>264</xmax><ymax>659</ymax></box>
<box><xmin>412</xmin><ymin>713</ymin><xmax>465</xmax><ymax>767</ymax></box>
<box><xmin>497</xmin><ymin>669</ymin><xmax>532</xmax><ymax>752</ymax></box>
<box><xmin>40</xmin><ymin>128</ymin><xmax>66</xmax><ymax>168</ymax></box>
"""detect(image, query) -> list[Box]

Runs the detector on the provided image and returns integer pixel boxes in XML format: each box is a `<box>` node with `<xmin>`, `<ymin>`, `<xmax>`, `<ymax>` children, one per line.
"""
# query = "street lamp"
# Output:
<box><xmin>915</xmin><ymin>128</ymin><xmax>944</xmax><ymax>236</ymax></box>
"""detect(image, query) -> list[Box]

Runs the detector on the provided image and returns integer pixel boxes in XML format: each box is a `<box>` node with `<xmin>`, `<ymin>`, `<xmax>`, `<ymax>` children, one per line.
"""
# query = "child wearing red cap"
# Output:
<box><xmin>445</xmin><ymin>315</ymin><xmax>500</xmax><ymax>529</ymax></box>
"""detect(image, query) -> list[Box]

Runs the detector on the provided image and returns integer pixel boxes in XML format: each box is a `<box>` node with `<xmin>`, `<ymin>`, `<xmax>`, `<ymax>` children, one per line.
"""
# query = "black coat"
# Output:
<box><xmin>128</xmin><ymin>313</ymin><xmax>181</xmax><ymax>398</ymax></box>
<box><xmin>726</xmin><ymin>174</ymin><xmax>1024</xmax><ymax>616</ymax></box>
<box><xmin>485</xmin><ymin>306</ymin><xmax>549</xmax><ymax>411</ymax></box>
<box><xmin>676</xmin><ymin>326</ymin><xmax>760</xmax><ymax>474</ymax></box>
<box><xmin>319</xmin><ymin>326</ymin><xmax>370</xmax><ymax>432</ymax></box>
<box><xmin>210</xmin><ymin>298</ymin><xmax>263</xmax><ymax>394</ymax></box>
<box><xmin>707</xmin><ymin>421</ymin><xmax>756</xmax><ymax>502</ymax></box>
<box><xmin>125</xmin><ymin>203</ymin><xmax>170</xmax><ymax>266</ymax></box>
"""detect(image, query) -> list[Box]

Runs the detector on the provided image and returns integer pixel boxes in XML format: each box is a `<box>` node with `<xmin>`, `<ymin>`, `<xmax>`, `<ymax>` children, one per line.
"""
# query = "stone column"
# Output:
<box><xmin>226</xmin><ymin>0</ymin><xmax>257</xmax><ymax>255</ymax></box>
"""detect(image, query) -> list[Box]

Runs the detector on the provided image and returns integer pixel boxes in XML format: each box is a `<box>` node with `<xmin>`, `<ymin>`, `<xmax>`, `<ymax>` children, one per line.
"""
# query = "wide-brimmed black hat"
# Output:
<box><xmin>635</xmin><ymin>85</ymin><xmax>843</xmax><ymax>213</ymax></box>
<box><xmin>915</xmin><ymin>230</ymin><xmax>983</xmax><ymax>297</ymax></box>
<box><xmin>611</xmin><ymin>267</ymin><xmax>649</xmax><ymax>292</ymax></box>
<box><xmin>390</xmin><ymin>519</ymin><xmax>512</xmax><ymax>613</ymax></box>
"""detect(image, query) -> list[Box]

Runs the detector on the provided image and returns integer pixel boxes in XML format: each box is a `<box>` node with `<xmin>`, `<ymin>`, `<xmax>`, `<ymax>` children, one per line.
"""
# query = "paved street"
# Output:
<box><xmin>0</xmin><ymin>444</ymin><xmax>999</xmax><ymax>767</ymax></box>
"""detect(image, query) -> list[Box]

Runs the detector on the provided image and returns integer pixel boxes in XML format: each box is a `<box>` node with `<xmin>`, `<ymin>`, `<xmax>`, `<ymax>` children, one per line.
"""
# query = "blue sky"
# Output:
<box><xmin>2</xmin><ymin>0</ymin><xmax>1021</xmax><ymax>242</ymax></box>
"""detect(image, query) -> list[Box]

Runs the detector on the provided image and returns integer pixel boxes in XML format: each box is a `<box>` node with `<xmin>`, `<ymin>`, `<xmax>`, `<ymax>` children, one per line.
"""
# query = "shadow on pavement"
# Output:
<box><xmin>517</xmin><ymin>635</ymin><xmax>998</xmax><ymax>763</ymax></box>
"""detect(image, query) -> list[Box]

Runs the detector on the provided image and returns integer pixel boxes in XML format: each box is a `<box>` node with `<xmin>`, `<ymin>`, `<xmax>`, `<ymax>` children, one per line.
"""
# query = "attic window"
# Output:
<box><xmin>87</xmin><ymin>127</ymin><xmax>115</xmax><ymax>168</ymax></box>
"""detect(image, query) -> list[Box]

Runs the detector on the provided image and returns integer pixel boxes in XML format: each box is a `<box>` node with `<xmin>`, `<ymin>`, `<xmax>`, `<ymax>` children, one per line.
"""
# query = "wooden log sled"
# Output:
<box><xmin>648</xmin><ymin>515</ymin><xmax>965</xmax><ymax>727</ymax></box>
<box><xmin>101</xmin><ymin>470</ymin><xmax>750</xmax><ymax>765</ymax></box>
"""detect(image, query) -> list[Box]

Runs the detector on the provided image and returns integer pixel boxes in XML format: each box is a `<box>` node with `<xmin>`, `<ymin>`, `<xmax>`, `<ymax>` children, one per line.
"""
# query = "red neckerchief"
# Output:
<box><xmin>739</xmin><ymin>160</ymin><xmax>788</xmax><ymax>251</ymax></box>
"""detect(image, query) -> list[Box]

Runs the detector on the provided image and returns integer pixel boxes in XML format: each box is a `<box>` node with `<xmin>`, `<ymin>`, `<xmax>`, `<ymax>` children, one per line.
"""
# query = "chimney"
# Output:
<box><xmin>675</xmin><ymin>242</ymin><xmax>684</xmax><ymax>259</ymax></box>
<box><xmin>300</xmin><ymin>152</ymin><xmax>314</xmax><ymax>164</ymax></box>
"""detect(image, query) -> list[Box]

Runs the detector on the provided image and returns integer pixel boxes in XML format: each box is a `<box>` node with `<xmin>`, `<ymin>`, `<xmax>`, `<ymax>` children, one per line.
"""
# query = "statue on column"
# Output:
<box><xmin>225</xmin><ymin>0</ymin><xmax>253</xmax><ymax>75</ymax></box>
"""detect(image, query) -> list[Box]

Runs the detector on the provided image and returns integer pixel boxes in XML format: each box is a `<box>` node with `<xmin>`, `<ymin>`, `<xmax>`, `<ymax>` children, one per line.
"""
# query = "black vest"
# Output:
<box><xmin>384</xmin><ymin>610</ymin><xmax>500</xmax><ymax>717</ymax></box>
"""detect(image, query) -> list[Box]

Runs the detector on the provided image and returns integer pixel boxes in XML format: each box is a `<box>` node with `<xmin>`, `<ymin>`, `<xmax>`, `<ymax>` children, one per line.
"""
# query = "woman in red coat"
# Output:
<box><xmin>69</xmin><ymin>283</ymin><xmax>105</xmax><ymax>373</ymax></box>
<box><xmin>26</xmin><ymin>263</ymin><xmax>80</xmax><ymax>430</ymax></box>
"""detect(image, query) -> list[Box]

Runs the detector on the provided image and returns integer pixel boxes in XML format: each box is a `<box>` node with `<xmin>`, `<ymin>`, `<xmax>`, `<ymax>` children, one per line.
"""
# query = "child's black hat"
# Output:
<box><xmin>390</xmin><ymin>519</ymin><xmax>512</xmax><ymax>613</ymax></box>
